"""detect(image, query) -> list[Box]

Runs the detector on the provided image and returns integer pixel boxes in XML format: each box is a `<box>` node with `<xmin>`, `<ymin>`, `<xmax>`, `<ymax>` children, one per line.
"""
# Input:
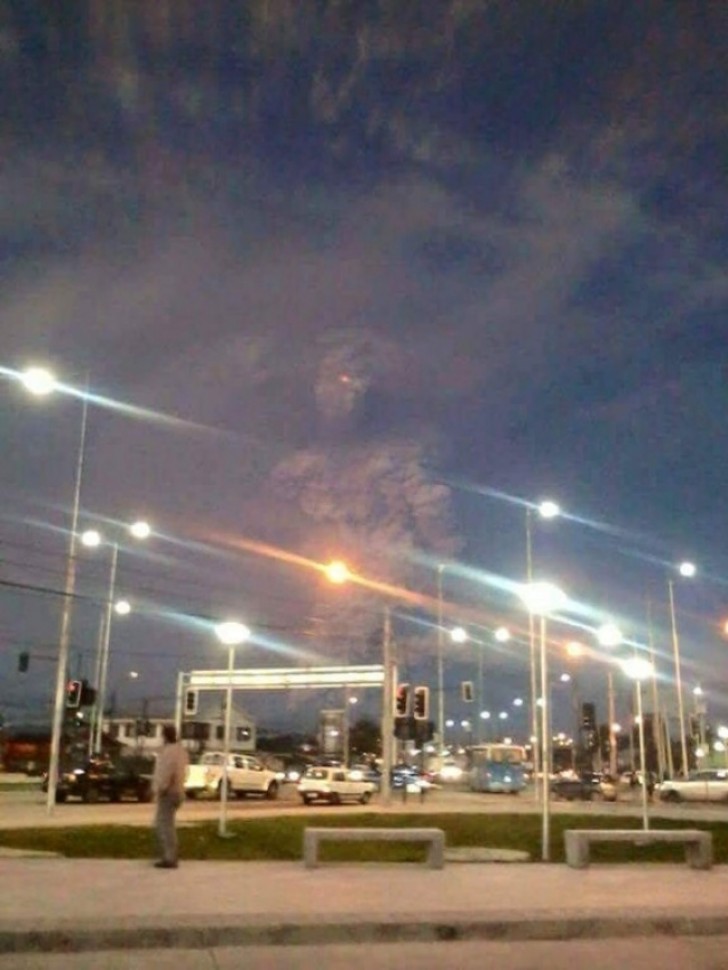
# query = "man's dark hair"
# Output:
<box><xmin>162</xmin><ymin>724</ymin><xmax>177</xmax><ymax>744</ymax></box>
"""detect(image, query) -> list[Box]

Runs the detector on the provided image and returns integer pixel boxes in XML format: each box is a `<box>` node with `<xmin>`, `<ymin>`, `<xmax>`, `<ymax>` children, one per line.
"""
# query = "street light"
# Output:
<box><xmin>20</xmin><ymin>366</ymin><xmax>58</xmax><ymax>396</ymax></box>
<box><xmin>214</xmin><ymin>619</ymin><xmax>251</xmax><ymax>838</ymax></box>
<box><xmin>622</xmin><ymin>655</ymin><xmax>654</xmax><ymax>831</ymax></box>
<box><xmin>517</xmin><ymin>580</ymin><xmax>567</xmax><ymax>862</ymax></box>
<box><xmin>525</xmin><ymin>503</ymin><xmax>561</xmax><ymax>801</ymax></box>
<box><xmin>87</xmin><ymin>520</ymin><xmax>152</xmax><ymax>754</ymax></box>
<box><xmin>16</xmin><ymin>367</ymin><xmax>90</xmax><ymax>816</ymax></box>
<box><xmin>597</xmin><ymin>623</ymin><xmax>623</xmax><ymax>778</ymax></box>
<box><xmin>324</xmin><ymin>562</ymin><xmax>396</xmax><ymax>805</ymax></box>
<box><xmin>668</xmin><ymin>562</ymin><xmax>696</xmax><ymax>777</ymax></box>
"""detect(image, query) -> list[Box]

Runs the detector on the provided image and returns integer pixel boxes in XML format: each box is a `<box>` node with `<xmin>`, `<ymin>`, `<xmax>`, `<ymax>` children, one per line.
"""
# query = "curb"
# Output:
<box><xmin>1</xmin><ymin>910</ymin><xmax>727</xmax><ymax>954</ymax></box>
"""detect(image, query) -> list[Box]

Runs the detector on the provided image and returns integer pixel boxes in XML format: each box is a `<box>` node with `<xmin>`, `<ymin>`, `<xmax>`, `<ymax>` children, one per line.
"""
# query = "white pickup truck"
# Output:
<box><xmin>185</xmin><ymin>752</ymin><xmax>279</xmax><ymax>800</ymax></box>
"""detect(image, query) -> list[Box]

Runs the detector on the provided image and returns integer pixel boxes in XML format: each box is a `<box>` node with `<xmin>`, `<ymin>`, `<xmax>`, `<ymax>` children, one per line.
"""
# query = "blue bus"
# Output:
<box><xmin>468</xmin><ymin>743</ymin><xmax>527</xmax><ymax>794</ymax></box>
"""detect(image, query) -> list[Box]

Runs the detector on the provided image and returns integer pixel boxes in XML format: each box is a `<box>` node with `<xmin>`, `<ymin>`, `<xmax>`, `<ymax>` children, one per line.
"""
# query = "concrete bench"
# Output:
<box><xmin>303</xmin><ymin>827</ymin><xmax>445</xmax><ymax>869</ymax></box>
<box><xmin>564</xmin><ymin>828</ymin><xmax>712</xmax><ymax>870</ymax></box>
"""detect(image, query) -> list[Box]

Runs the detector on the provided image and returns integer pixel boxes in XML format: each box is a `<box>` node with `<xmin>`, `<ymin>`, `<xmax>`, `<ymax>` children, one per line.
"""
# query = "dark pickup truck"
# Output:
<box><xmin>43</xmin><ymin>756</ymin><xmax>154</xmax><ymax>803</ymax></box>
<box><xmin>550</xmin><ymin>772</ymin><xmax>617</xmax><ymax>802</ymax></box>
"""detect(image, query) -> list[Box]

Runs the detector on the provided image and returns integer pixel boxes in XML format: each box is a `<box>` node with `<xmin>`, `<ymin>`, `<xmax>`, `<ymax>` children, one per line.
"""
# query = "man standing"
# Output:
<box><xmin>152</xmin><ymin>724</ymin><xmax>189</xmax><ymax>869</ymax></box>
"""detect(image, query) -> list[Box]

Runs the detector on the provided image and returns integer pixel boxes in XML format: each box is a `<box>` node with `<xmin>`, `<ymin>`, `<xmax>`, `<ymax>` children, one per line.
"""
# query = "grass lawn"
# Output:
<box><xmin>2</xmin><ymin>813</ymin><xmax>728</xmax><ymax>864</ymax></box>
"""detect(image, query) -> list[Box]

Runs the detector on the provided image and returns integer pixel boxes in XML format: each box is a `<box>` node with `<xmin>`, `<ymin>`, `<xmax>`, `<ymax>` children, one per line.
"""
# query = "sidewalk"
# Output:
<box><xmin>2</xmin><ymin>857</ymin><xmax>728</xmax><ymax>954</ymax></box>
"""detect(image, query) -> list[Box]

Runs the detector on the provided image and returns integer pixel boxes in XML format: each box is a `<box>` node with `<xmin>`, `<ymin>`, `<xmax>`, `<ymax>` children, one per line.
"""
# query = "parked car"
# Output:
<box><xmin>297</xmin><ymin>766</ymin><xmax>376</xmax><ymax>805</ymax></box>
<box><xmin>184</xmin><ymin>752</ymin><xmax>279</xmax><ymax>799</ymax></box>
<box><xmin>550</xmin><ymin>771</ymin><xmax>617</xmax><ymax>802</ymax></box>
<box><xmin>42</xmin><ymin>756</ymin><xmax>154</xmax><ymax>804</ymax></box>
<box><xmin>391</xmin><ymin>764</ymin><xmax>433</xmax><ymax>792</ymax></box>
<box><xmin>657</xmin><ymin>770</ymin><xmax>728</xmax><ymax>803</ymax></box>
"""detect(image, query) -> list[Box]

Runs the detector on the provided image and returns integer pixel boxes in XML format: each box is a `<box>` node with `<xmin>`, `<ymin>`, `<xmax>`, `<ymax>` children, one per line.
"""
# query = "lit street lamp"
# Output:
<box><xmin>86</xmin><ymin>520</ymin><xmax>152</xmax><ymax>754</ymax></box>
<box><xmin>668</xmin><ymin>562</ymin><xmax>696</xmax><ymax>777</ymax></box>
<box><xmin>622</xmin><ymin>655</ymin><xmax>654</xmax><ymax>831</ymax></box>
<box><xmin>518</xmin><ymin>580</ymin><xmax>567</xmax><ymax>862</ymax></box>
<box><xmin>215</xmin><ymin>619</ymin><xmax>251</xmax><ymax>838</ymax></box>
<box><xmin>525</xmin><ymin>501</ymin><xmax>561</xmax><ymax>802</ymax></box>
<box><xmin>14</xmin><ymin>366</ymin><xmax>90</xmax><ymax>816</ymax></box>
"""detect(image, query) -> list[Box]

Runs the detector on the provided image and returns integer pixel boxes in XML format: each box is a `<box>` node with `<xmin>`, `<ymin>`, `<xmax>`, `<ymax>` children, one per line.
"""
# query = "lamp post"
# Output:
<box><xmin>622</xmin><ymin>655</ymin><xmax>654</xmax><ymax>831</ymax></box>
<box><xmin>437</xmin><ymin>564</ymin><xmax>445</xmax><ymax>758</ymax></box>
<box><xmin>525</xmin><ymin>500</ymin><xmax>560</xmax><ymax>801</ymax></box>
<box><xmin>597</xmin><ymin>623</ymin><xmax>623</xmax><ymax>778</ymax></box>
<box><xmin>17</xmin><ymin>367</ymin><xmax>90</xmax><ymax>817</ymax></box>
<box><xmin>82</xmin><ymin>521</ymin><xmax>151</xmax><ymax>754</ymax></box>
<box><xmin>214</xmin><ymin>620</ymin><xmax>251</xmax><ymax>838</ymax></box>
<box><xmin>518</xmin><ymin>580</ymin><xmax>567</xmax><ymax>862</ymax></box>
<box><xmin>668</xmin><ymin>562</ymin><xmax>695</xmax><ymax>777</ymax></box>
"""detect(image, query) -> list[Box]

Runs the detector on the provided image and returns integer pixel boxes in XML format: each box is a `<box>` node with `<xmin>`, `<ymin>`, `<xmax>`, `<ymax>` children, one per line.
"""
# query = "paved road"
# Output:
<box><xmin>1</xmin><ymin>937</ymin><xmax>728</xmax><ymax>970</ymax></box>
<box><xmin>2</xmin><ymin>783</ymin><xmax>727</xmax><ymax>828</ymax></box>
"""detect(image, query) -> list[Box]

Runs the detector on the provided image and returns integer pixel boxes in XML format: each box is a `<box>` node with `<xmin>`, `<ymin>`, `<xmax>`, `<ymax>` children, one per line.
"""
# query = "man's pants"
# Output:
<box><xmin>154</xmin><ymin>793</ymin><xmax>182</xmax><ymax>863</ymax></box>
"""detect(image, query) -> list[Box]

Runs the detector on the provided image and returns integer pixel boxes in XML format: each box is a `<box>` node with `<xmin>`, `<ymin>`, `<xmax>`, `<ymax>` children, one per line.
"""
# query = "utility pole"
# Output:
<box><xmin>607</xmin><ymin>670</ymin><xmax>617</xmax><ymax>777</ymax></box>
<box><xmin>380</xmin><ymin>607</ymin><xmax>394</xmax><ymax>806</ymax></box>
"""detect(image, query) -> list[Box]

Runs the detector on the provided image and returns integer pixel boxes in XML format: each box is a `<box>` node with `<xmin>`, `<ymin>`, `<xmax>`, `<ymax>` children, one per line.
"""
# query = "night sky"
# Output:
<box><xmin>1</xmin><ymin>1</ymin><xmax>726</xmax><ymax>740</ymax></box>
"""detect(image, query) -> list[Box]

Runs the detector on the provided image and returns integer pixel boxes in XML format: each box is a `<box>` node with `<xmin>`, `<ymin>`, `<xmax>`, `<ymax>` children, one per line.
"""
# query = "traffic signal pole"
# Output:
<box><xmin>380</xmin><ymin>607</ymin><xmax>394</xmax><ymax>806</ymax></box>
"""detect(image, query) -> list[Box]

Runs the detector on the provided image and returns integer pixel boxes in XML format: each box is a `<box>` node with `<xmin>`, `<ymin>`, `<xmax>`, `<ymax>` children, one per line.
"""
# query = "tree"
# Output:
<box><xmin>348</xmin><ymin>717</ymin><xmax>381</xmax><ymax>759</ymax></box>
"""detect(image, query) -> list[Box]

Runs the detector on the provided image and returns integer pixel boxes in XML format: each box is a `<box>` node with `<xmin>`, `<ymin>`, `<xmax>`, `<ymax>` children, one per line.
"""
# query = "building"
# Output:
<box><xmin>102</xmin><ymin>700</ymin><xmax>256</xmax><ymax>757</ymax></box>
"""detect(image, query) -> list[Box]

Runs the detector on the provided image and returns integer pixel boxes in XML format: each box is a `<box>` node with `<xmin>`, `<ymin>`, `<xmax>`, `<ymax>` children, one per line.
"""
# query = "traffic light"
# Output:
<box><xmin>461</xmin><ymin>681</ymin><xmax>474</xmax><ymax>703</ymax></box>
<box><xmin>18</xmin><ymin>651</ymin><xmax>29</xmax><ymax>673</ymax></box>
<box><xmin>394</xmin><ymin>683</ymin><xmax>411</xmax><ymax>717</ymax></box>
<box><xmin>581</xmin><ymin>702</ymin><xmax>597</xmax><ymax>732</ymax></box>
<box><xmin>413</xmin><ymin>686</ymin><xmax>429</xmax><ymax>720</ymax></box>
<box><xmin>66</xmin><ymin>680</ymin><xmax>83</xmax><ymax>709</ymax></box>
<box><xmin>184</xmin><ymin>689</ymin><xmax>199</xmax><ymax>716</ymax></box>
<box><xmin>80</xmin><ymin>681</ymin><xmax>97</xmax><ymax>706</ymax></box>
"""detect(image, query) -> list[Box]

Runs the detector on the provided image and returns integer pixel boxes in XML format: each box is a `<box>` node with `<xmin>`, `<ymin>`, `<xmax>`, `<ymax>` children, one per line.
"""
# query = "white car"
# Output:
<box><xmin>658</xmin><ymin>769</ymin><xmax>728</xmax><ymax>803</ymax></box>
<box><xmin>298</xmin><ymin>766</ymin><xmax>376</xmax><ymax>805</ymax></box>
<box><xmin>185</xmin><ymin>753</ymin><xmax>279</xmax><ymax>799</ymax></box>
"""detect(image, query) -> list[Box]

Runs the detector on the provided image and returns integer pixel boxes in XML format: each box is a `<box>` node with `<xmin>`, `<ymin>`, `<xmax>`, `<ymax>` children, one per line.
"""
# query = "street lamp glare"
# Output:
<box><xmin>566</xmin><ymin>640</ymin><xmax>585</xmax><ymax>658</ymax></box>
<box><xmin>513</xmin><ymin>697</ymin><xmax>523</xmax><ymax>707</ymax></box>
<box><xmin>559</xmin><ymin>672</ymin><xmax>571</xmax><ymax>683</ymax></box>
<box><xmin>81</xmin><ymin>529</ymin><xmax>102</xmax><ymax>548</ymax></box>
<box><xmin>114</xmin><ymin>599</ymin><xmax>131</xmax><ymax>616</ymax></box>
<box><xmin>596</xmin><ymin>623</ymin><xmax>622</xmax><ymax>648</ymax></box>
<box><xmin>621</xmin><ymin>656</ymin><xmax>654</xmax><ymax>681</ymax></box>
<box><xmin>450</xmin><ymin>626</ymin><xmax>468</xmax><ymax>644</ymax></box>
<box><xmin>538</xmin><ymin>500</ymin><xmax>560</xmax><ymax>520</ymax></box>
<box><xmin>480</xmin><ymin>710</ymin><xmax>491</xmax><ymax>720</ymax></box>
<box><xmin>325</xmin><ymin>560</ymin><xmax>350</xmax><ymax>584</ymax></box>
<box><xmin>20</xmin><ymin>366</ymin><xmax>57</xmax><ymax>396</ymax></box>
<box><xmin>494</xmin><ymin>626</ymin><xmax>511</xmax><ymax>643</ymax></box>
<box><xmin>718</xmin><ymin>726</ymin><xmax>728</xmax><ymax>741</ymax></box>
<box><xmin>130</xmin><ymin>520</ymin><xmax>151</xmax><ymax>540</ymax></box>
<box><xmin>518</xmin><ymin>581</ymin><xmax>567</xmax><ymax>616</ymax></box>
<box><xmin>693</xmin><ymin>685</ymin><xmax>703</xmax><ymax>697</ymax></box>
<box><xmin>678</xmin><ymin>561</ymin><xmax>697</xmax><ymax>578</ymax></box>
<box><xmin>215</xmin><ymin>620</ymin><xmax>251</xmax><ymax>646</ymax></box>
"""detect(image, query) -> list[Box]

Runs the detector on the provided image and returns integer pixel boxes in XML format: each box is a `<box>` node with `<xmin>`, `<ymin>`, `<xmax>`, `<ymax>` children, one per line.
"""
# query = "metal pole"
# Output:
<box><xmin>436</xmin><ymin>565</ymin><xmax>445</xmax><ymax>758</ymax></box>
<box><xmin>46</xmin><ymin>392</ymin><xmax>89</xmax><ymax>815</ymax></box>
<box><xmin>174</xmin><ymin>672</ymin><xmax>185</xmax><ymax>739</ymax></box>
<box><xmin>540</xmin><ymin>614</ymin><xmax>551</xmax><ymax>862</ymax></box>
<box><xmin>88</xmin><ymin>612</ymin><xmax>107</xmax><ymax>757</ymax></box>
<box><xmin>477</xmin><ymin>645</ymin><xmax>484</xmax><ymax>743</ymax></box>
<box><xmin>380</xmin><ymin>607</ymin><xmax>394</xmax><ymax>806</ymax></box>
<box><xmin>668</xmin><ymin>580</ymin><xmax>689</xmax><ymax>776</ymax></box>
<box><xmin>635</xmin><ymin>678</ymin><xmax>650</xmax><ymax>830</ymax></box>
<box><xmin>526</xmin><ymin>509</ymin><xmax>540</xmax><ymax>801</ymax></box>
<box><xmin>645</xmin><ymin>600</ymin><xmax>665</xmax><ymax>781</ymax></box>
<box><xmin>607</xmin><ymin>671</ymin><xmax>617</xmax><ymax>777</ymax></box>
<box><xmin>93</xmin><ymin>543</ymin><xmax>118</xmax><ymax>754</ymax></box>
<box><xmin>218</xmin><ymin>644</ymin><xmax>235</xmax><ymax>837</ymax></box>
